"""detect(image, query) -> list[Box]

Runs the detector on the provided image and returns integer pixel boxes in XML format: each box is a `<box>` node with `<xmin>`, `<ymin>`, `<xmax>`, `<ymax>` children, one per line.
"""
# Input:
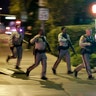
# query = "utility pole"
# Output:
<box><xmin>38</xmin><ymin>0</ymin><xmax>49</xmax><ymax>34</ymax></box>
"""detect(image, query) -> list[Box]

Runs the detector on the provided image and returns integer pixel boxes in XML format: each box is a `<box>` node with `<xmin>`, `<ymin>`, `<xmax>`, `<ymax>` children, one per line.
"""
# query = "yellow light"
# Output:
<box><xmin>92</xmin><ymin>4</ymin><xmax>96</xmax><ymax>13</ymax></box>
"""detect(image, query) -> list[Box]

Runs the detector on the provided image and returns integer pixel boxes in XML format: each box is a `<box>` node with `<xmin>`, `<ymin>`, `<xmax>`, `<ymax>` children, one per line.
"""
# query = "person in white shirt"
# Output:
<box><xmin>52</xmin><ymin>26</ymin><xmax>73</xmax><ymax>75</ymax></box>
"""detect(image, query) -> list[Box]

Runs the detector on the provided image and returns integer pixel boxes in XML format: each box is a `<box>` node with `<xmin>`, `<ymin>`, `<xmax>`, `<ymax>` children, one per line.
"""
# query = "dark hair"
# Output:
<box><xmin>38</xmin><ymin>29</ymin><xmax>43</xmax><ymax>32</ymax></box>
<box><xmin>61</xmin><ymin>26</ymin><xmax>66</xmax><ymax>31</ymax></box>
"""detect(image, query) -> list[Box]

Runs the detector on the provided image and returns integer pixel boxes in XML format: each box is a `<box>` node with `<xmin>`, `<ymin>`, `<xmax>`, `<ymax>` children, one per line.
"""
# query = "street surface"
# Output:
<box><xmin>0</xmin><ymin>34</ymin><xmax>96</xmax><ymax>96</ymax></box>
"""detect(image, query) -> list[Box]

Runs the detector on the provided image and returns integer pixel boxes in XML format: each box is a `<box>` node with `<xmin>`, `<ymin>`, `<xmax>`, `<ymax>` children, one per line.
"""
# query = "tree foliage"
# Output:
<box><xmin>9</xmin><ymin>0</ymin><xmax>27</xmax><ymax>19</ymax></box>
<box><xmin>9</xmin><ymin>0</ymin><xmax>21</xmax><ymax>14</ymax></box>
<box><xmin>47</xmin><ymin>25</ymin><xmax>95</xmax><ymax>67</ymax></box>
<box><xmin>9</xmin><ymin>0</ymin><xmax>92</xmax><ymax>28</ymax></box>
<box><xmin>48</xmin><ymin>0</ymin><xmax>91</xmax><ymax>26</ymax></box>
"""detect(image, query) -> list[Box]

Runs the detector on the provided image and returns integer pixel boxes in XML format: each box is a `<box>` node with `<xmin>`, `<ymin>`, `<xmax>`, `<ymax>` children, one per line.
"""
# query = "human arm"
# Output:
<box><xmin>25</xmin><ymin>31</ymin><xmax>32</xmax><ymax>35</ymax></box>
<box><xmin>79</xmin><ymin>35</ymin><xmax>91</xmax><ymax>48</ymax></box>
<box><xmin>30</xmin><ymin>35</ymin><xmax>39</xmax><ymax>45</ymax></box>
<box><xmin>58</xmin><ymin>33</ymin><xmax>68</xmax><ymax>42</ymax></box>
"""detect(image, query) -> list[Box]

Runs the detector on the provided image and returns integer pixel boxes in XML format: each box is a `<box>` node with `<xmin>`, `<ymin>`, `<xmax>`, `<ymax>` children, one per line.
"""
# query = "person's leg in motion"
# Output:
<box><xmin>65</xmin><ymin>51</ymin><xmax>73</xmax><ymax>74</ymax></box>
<box><xmin>41</xmin><ymin>54</ymin><xmax>47</xmax><ymax>80</ymax></box>
<box><xmin>26</xmin><ymin>53</ymin><xmax>41</xmax><ymax>76</ymax></box>
<box><xmin>52</xmin><ymin>49</ymin><xmax>64</xmax><ymax>74</ymax></box>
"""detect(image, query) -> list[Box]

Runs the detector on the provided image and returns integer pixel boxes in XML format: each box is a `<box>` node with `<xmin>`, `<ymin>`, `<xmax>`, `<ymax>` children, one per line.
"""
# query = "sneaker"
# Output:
<box><xmin>52</xmin><ymin>68</ymin><xmax>56</xmax><ymax>75</ymax></box>
<box><xmin>6</xmin><ymin>55</ymin><xmax>10</xmax><ymax>62</ymax></box>
<box><xmin>88</xmin><ymin>75</ymin><xmax>94</xmax><ymax>80</ymax></box>
<box><xmin>74</xmin><ymin>70</ymin><xmax>78</xmax><ymax>78</ymax></box>
<box><xmin>41</xmin><ymin>76</ymin><xmax>48</xmax><ymax>80</ymax></box>
<box><xmin>26</xmin><ymin>70</ymin><xmax>30</xmax><ymax>77</ymax></box>
<box><xmin>67</xmin><ymin>71</ymin><xmax>73</xmax><ymax>74</ymax></box>
<box><xmin>15</xmin><ymin>66</ymin><xmax>21</xmax><ymax>69</ymax></box>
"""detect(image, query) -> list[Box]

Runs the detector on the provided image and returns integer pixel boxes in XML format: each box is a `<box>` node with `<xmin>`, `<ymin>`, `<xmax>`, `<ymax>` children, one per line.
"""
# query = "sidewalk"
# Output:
<box><xmin>0</xmin><ymin>39</ymin><xmax>96</xmax><ymax>96</ymax></box>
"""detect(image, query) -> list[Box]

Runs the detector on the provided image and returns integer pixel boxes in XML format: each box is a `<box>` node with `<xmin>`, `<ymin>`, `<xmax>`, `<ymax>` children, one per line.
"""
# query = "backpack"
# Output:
<box><xmin>12</xmin><ymin>32</ymin><xmax>23</xmax><ymax>46</ymax></box>
<box><xmin>82</xmin><ymin>35</ymin><xmax>96</xmax><ymax>53</ymax></box>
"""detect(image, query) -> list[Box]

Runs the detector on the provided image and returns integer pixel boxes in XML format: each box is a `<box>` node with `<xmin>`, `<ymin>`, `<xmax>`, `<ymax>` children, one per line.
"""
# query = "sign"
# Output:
<box><xmin>21</xmin><ymin>11</ymin><xmax>28</xmax><ymax>22</ymax></box>
<box><xmin>38</xmin><ymin>8</ymin><xmax>49</xmax><ymax>20</ymax></box>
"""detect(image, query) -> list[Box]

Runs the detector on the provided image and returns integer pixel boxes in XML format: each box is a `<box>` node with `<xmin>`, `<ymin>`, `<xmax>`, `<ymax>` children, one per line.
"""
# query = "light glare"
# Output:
<box><xmin>92</xmin><ymin>4</ymin><xmax>96</xmax><ymax>13</ymax></box>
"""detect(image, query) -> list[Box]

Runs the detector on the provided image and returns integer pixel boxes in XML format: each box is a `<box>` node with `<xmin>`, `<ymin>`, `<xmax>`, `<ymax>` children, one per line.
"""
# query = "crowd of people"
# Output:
<box><xmin>6</xmin><ymin>24</ymin><xmax>96</xmax><ymax>80</ymax></box>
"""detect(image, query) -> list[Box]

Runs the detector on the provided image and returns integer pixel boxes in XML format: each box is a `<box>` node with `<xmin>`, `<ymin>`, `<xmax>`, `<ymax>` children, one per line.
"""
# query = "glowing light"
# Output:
<box><xmin>0</xmin><ymin>8</ymin><xmax>2</xmax><ymax>10</ymax></box>
<box><xmin>5</xmin><ymin>16</ymin><xmax>16</xmax><ymax>20</ymax></box>
<box><xmin>16</xmin><ymin>20</ymin><xmax>21</xmax><ymax>25</ymax></box>
<box><xmin>20</xmin><ymin>29</ymin><xmax>22</xmax><ymax>32</ymax></box>
<box><xmin>92</xmin><ymin>4</ymin><xmax>96</xmax><ymax>13</ymax></box>
<box><xmin>6</xmin><ymin>27</ymin><xmax>10</xmax><ymax>30</ymax></box>
<box><xmin>5</xmin><ymin>31</ymin><xmax>12</xmax><ymax>35</ymax></box>
<box><xmin>11</xmin><ymin>28</ymin><xmax>16</xmax><ymax>32</ymax></box>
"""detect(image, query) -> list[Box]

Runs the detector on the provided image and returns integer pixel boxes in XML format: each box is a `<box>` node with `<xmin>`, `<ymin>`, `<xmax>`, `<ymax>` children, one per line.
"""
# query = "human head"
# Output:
<box><xmin>38</xmin><ymin>29</ymin><xmax>44</xmax><ymax>35</ymax></box>
<box><xmin>61</xmin><ymin>26</ymin><xmax>66</xmax><ymax>34</ymax></box>
<box><xmin>15</xmin><ymin>25</ymin><xmax>22</xmax><ymax>33</ymax></box>
<box><xmin>85</xmin><ymin>28</ymin><xmax>92</xmax><ymax>36</ymax></box>
<box><xmin>27</xmin><ymin>26</ymin><xmax>32</xmax><ymax>30</ymax></box>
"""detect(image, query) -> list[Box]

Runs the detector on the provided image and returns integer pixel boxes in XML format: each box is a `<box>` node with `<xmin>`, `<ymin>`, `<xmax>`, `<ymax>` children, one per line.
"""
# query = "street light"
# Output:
<box><xmin>0</xmin><ymin>8</ymin><xmax>2</xmax><ymax>10</ymax></box>
<box><xmin>92</xmin><ymin>4</ymin><xmax>96</xmax><ymax>41</ymax></box>
<box><xmin>92</xmin><ymin>4</ymin><xmax>96</xmax><ymax>30</ymax></box>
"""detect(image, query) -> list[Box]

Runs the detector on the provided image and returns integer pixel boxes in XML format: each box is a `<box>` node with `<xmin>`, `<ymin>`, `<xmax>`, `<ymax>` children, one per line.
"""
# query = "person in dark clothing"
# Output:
<box><xmin>25</xmin><ymin>26</ymin><xmax>32</xmax><ymax>49</ymax></box>
<box><xmin>74</xmin><ymin>28</ymin><xmax>94</xmax><ymax>80</ymax></box>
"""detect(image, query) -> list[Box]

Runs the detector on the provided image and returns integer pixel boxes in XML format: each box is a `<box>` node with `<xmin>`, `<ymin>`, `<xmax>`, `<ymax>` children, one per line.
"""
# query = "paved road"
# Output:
<box><xmin>0</xmin><ymin>34</ymin><xmax>96</xmax><ymax>96</ymax></box>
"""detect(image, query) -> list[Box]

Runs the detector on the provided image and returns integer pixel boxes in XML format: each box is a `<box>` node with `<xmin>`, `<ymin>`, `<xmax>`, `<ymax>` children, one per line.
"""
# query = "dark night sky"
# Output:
<box><xmin>0</xmin><ymin>0</ymin><xmax>10</xmax><ymax>14</ymax></box>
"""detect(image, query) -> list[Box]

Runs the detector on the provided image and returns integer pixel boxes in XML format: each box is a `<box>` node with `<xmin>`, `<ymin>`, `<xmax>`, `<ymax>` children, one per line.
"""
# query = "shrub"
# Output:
<box><xmin>90</xmin><ymin>54</ymin><xmax>96</xmax><ymax>68</ymax></box>
<box><xmin>47</xmin><ymin>24</ymin><xmax>95</xmax><ymax>68</ymax></box>
<box><xmin>71</xmin><ymin>54</ymin><xmax>82</xmax><ymax>66</ymax></box>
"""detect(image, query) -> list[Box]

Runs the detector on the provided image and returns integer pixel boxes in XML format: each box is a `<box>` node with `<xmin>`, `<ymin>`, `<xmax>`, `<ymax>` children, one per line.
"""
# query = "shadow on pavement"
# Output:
<box><xmin>39</xmin><ymin>80</ymin><xmax>64</xmax><ymax>90</ymax></box>
<box><xmin>11</xmin><ymin>73</ymin><xmax>28</xmax><ymax>80</ymax></box>
<box><xmin>57</xmin><ymin>74</ymin><xmax>96</xmax><ymax>85</ymax></box>
<box><xmin>39</xmin><ymin>80</ymin><xmax>71</xmax><ymax>96</ymax></box>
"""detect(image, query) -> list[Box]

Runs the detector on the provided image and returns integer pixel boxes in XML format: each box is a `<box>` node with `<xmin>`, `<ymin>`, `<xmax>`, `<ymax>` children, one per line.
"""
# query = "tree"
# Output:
<box><xmin>26</xmin><ymin>0</ymin><xmax>39</xmax><ymax>26</ymax></box>
<box><xmin>9</xmin><ymin>0</ymin><xmax>21</xmax><ymax>15</ymax></box>
<box><xmin>9</xmin><ymin>0</ymin><xmax>28</xmax><ymax>19</ymax></box>
<box><xmin>48</xmin><ymin>0</ymin><xmax>91</xmax><ymax>26</ymax></box>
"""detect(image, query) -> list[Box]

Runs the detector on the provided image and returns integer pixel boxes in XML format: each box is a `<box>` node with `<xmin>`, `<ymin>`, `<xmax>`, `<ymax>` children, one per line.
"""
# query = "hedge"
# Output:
<box><xmin>47</xmin><ymin>24</ymin><xmax>96</xmax><ymax>68</ymax></box>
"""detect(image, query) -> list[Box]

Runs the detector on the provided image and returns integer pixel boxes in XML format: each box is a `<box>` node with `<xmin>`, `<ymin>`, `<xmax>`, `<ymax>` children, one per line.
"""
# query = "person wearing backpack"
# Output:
<box><xmin>6</xmin><ymin>25</ymin><xmax>24</xmax><ymax>69</ymax></box>
<box><xmin>26</xmin><ymin>29</ymin><xmax>51</xmax><ymax>80</ymax></box>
